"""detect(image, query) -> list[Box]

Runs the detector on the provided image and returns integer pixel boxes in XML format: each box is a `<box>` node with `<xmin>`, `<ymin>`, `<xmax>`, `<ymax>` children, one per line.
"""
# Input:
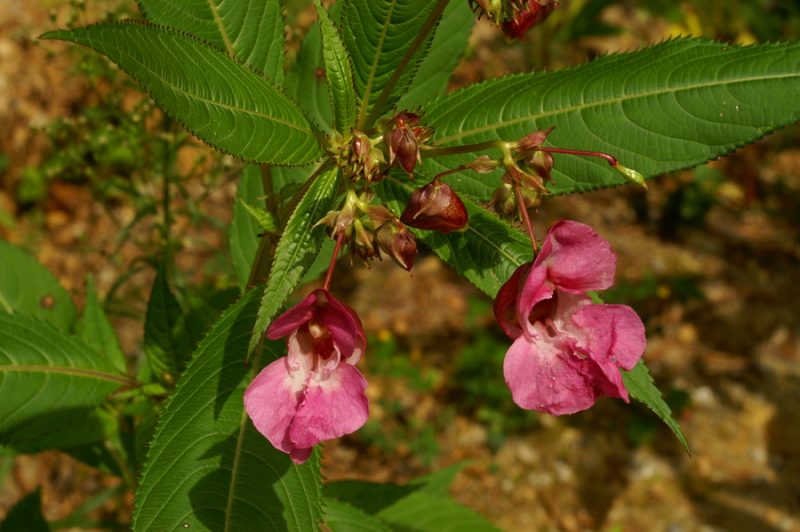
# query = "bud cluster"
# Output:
<box><xmin>318</xmin><ymin>190</ymin><xmax>418</xmax><ymax>271</ymax></box>
<box><xmin>324</xmin><ymin>111</ymin><xmax>470</xmax><ymax>274</ymax></box>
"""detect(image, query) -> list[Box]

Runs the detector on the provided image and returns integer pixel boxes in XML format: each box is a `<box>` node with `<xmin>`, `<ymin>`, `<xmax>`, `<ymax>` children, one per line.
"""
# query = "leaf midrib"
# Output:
<box><xmin>207</xmin><ymin>0</ymin><xmax>234</xmax><ymax>55</ymax></box>
<box><xmin>0</xmin><ymin>364</ymin><xmax>133</xmax><ymax>386</ymax></box>
<box><xmin>433</xmin><ymin>71</ymin><xmax>799</xmax><ymax>145</ymax></box>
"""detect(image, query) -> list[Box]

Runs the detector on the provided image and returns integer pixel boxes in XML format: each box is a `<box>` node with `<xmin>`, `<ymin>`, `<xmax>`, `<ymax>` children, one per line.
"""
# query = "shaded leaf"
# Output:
<box><xmin>0</xmin><ymin>313</ymin><xmax>127</xmax><ymax>448</ymax></box>
<box><xmin>0</xmin><ymin>239</ymin><xmax>77</xmax><ymax>331</ymax></box>
<box><xmin>144</xmin><ymin>263</ymin><xmax>191</xmax><ymax>383</ymax></box>
<box><xmin>343</xmin><ymin>0</ymin><xmax>442</xmax><ymax>125</ymax></box>
<box><xmin>398</xmin><ymin>0</ymin><xmax>474</xmax><ymax>109</ymax></box>
<box><xmin>43</xmin><ymin>23</ymin><xmax>322</xmax><ymax>165</ymax></box>
<box><xmin>77</xmin><ymin>276</ymin><xmax>127</xmax><ymax>373</ymax></box>
<box><xmin>230</xmin><ymin>165</ymin><xmax>266</xmax><ymax>291</ymax></box>
<box><xmin>0</xmin><ymin>489</ymin><xmax>48</xmax><ymax>532</ymax></box>
<box><xmin>134</xmin><ymin>289</ymin><xmax>323</xmax><ymax>531</ymax></box>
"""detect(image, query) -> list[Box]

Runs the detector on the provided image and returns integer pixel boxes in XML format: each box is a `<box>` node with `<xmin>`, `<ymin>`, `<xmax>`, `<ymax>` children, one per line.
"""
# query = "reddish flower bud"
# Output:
<box><xmin>516</xmin><ymin>127</ymin><xmax>554</xmax><ymax>151</ymax></box>
<box><xmin>502</xmin><ymin>0</ymin><xmax>559</xmax><ymax>39</ymax></box>
<box><xmin>400</xmin><ymin>179</ymin><xmax>468</xmax><ymax>233</ymax></box>
<box><xmin>376</xmin><ymin>221</ymin><xmax>417</xmax><ymax>271</ymax></box>
<box><xmin>386</xmin><ymin>112</ymin><xmax>430</xmax><ymax>176</ymax></box>
<box><xmin>530</xmin><ymin>150</ymin><xmax>554</xmax><ymax>182</ymax></box>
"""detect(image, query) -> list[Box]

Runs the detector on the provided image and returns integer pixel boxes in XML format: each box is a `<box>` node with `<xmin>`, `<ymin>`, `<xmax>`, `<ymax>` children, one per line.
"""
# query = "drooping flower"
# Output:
<box><xmin>494</xmin><ymin>220</ymin><xmax>645</xmax><ymax>415</ymax></box>
<box><xmin>244</xmin><ymin>289</ymin><xmax>369</xmax><ymax>463</ymax></box>
<box><xmin>502</xmin><ymin>0</ymin><xmax>560</xmax><ymax>39</ymax></box>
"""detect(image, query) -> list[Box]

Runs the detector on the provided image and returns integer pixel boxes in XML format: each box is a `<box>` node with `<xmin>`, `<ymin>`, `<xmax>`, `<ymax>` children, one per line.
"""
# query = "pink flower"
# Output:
<box><xmin>494</xmin><ymin>220</ymin><xmax>645</xmax><ymax>415</ymax></box>
<box><xmin>244</xmin><ymin>289</ymin><xmax>369</xmax><ymax>463</ymax></box>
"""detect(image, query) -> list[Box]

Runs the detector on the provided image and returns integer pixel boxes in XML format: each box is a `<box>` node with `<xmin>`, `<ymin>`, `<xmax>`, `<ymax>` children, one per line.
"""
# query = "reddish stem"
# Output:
<box><xmin>323</xmin><ymin>231</ymin><xmax>346</xmax><ymax>291</ymax></box>
<box><xmin>537</xmin><ymin>146</ymin><xmax>618</xmax><ymax>166</ymax></box>
<box><xmin>513</xmin><ymin>182</ymin><xmax>538</xmax><ymax>254</ymax></box>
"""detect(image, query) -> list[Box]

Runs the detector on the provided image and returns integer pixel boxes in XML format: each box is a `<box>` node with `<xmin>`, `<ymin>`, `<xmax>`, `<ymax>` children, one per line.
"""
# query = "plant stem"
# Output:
<box><xmin>513</xmin><ymin>182</ymin><xmax>538</xmax><ymax>254</ymax></box>
<box><xmin>422</xmin><ymin>139</ymin><xmax>507</xmax><ymax>158</ymax></box>
<box><xmin>323</xmin><ymin>231</ymin><xmax>346</xmax><ymax>291</ymax></box>
<box><xmin>537</xmin><ymin>146</ymin><xmax>618</xmax><ymax>166</ymax></box>
<box><xmin>361</xmin><ymin>0</ymin><xmax>451</xmax><ymax>128</ymax></box>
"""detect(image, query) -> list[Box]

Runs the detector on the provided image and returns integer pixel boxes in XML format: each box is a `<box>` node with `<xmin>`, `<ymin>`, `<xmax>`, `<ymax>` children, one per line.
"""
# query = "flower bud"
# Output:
<box><xmin>502</xmin><ymin>0</ymin><xmax>559</xmax><ymax>39</ymax></box>
<box><xmin>491</xmin><ymin>183</ymin><xmax>517</xmax><ymax>218</ymax></box>
<box><xmin>376</xmin><ymin>221</ymin><xmax>417</xmax><ymax>271</ymax></box>
<box><xmin>352</xmin><ymin>220</ymin><xmax>380</xmax><ymax>262</ymax></box>
<box><xmin>516</xmin><ymin>127</ymin><xmax>554</xmax><ymax>151</ymax></box>
<box><xmin>386</xmin><ymin>112</ymin><xmax>430</xmax><ymax>176</ymax></box>
<box><xmin>349</xmin><ymin>132</ymin><xmax>386</xmax><ymax>183</ymax></box>
<box><xmin>615</xmin><ymin>163</ymin><xmax>648</xmax><ymax>190</ymax></box>
<box><xmin>467</xmin><ymin>155</ymin><xmax>500</xmax><ymax>174</ymax></box>
<box><xmin>530</xmin><ymin>150</ymin><xmax>554</xmax><ymax>182</ymax></box>
<box><xmin>400</xmin><ymin>178</ymin><xmax>468</xmax><ymax>233</ymax></box>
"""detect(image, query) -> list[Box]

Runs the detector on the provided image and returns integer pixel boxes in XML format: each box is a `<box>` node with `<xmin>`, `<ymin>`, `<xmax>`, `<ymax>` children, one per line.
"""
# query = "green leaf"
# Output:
<box><xmin>249</xmin><ymin>167</ymin><xmax>340</xmax><ymax>354</ymax></box>
<box><xmin>134</xmin><ymin>289</ymin><xmax>323</xmax><ymax>531</ymax></box>
<box><xmin>0</xmin><ymin>239</ymin><xmax>77</xmax><ymax>330</ymax></box>
<box><xmin>622</xmin><ymin>361</ymin><xmax>689</xmax><ymax>452</ymax></box>
<box><xmin>0</xmin><ymin>313</ymin><xmax>128</xmax><ymax>448</ymax></box>
<box><xmin>144</xmin><ymin>263</ymin><xmax>191</xmax><ymax>383</ymax></box>
<box><xmin>324</xmin><ymin>498</ymin><xmax>391</xmax><ymax>532</ymax></box>
<box><xmin>43</xmin><ymin>23</ymin><xmax>322</xmax><ymax>165</ymax></box>
<box><xmin>378</xmin><ymin>177</ymin><xmax>531</xmax><ymax>298</ymax></box>
<box><xmin>137</xmin><ymin>0</ymin><xmax>286</xmax><ymax>83</ymax></box>
<box><xmin>241</xmin><ymin>199</ymin><xmax>279</xmax><ymax>233</ymax></box>
<box><xmin>422</xmin><ymin>39</ymin><xmax>800</xmax><ymax>198</ymax></box>
<box><xmin>326</xmin><ymin>465</ymin><xmax>497</xmax><ymax>532</ymax></box>
<box><xmin>0</xmin><ymin>489</ymin><xmax>48</xmax><ymax>532</ymax></box>
<box><xmin>285</xmin><ymin>22</ymin><xmax>333</xmax><ymax>132</ymax></box>
<box><xmin>344</xmin><ymin>0</ymin><xmax>443</xmax><ymax>126</ymax></box>
<box><xmin>77</xmin><ymin>276</ymin><xmax>127</xmax><ymax>373</ymax></box>
<box><xmin>398</xmin><ymin>0</ymin><xmax>474</xmax><ymax>109</ymax></box>
<box><xmin>377</xmin><ymin>493</ymin><xmax>498</xmax><ymax>531</ymax></box>
<box><xmin>315</xmin><ymin>0</ymin><xmax>357</xmax><ymax>132</ymax></box>
<box><xmin>230</xmin><ymin>166</ymin><xmax>265</xmax><ymax>291</ymax></box>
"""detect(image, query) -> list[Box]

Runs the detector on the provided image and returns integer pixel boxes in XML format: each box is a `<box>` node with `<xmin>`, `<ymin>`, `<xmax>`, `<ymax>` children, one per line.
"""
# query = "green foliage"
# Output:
<box><xmin>144</xmin><ymin>263</ymin><xmax>192</xmax><ymax>383</ymax></box>
<box><xmin>137</xmin><ymin>0</ymin><xmax>286</xmax><ymax>82</ymax></box>
<box><xmin>230</xmin><ymin>165</ymin><xmax>268</xmax><ymax>291</ymax></box>
<box><xmin>0</xmin><ymin>489</ymin><xmax>48</xmax><ymax>532</ymax></box>
<box><xmin>324</xmin><ymin>498</ymin><xmax>392</xmax><ymax>532</ymax></box>
<box><xmin>316</xmin><ymin>0</ymin><xmax>357</xmax><ymax>132</ymax></box>
<box><xmin>622</xmin><ymin>361</ymin><xmax>689</xmax><ymax>453</ymax></box>
<box><xmin>325</xmin><ymin>466</ymin><xmax>497</xmax><ymax>531</ymax></box>
<box><xmin>0</xmin><ymin>313</ymin><xmax>127</xmax><ymax>450</ymax></box>
<box><xmin>77</xmin><ymin>276</ymin><xmax>127</xmax><ymax>373</ymax></box>
<box><xmin>422</xmin><ymin>39</ymin><xmax>800</xmax><ymax>199</ymax></box>
<box><xmin>134</xmin><ymin>290</ymin><xmax>323</xmax><ymax>531</ymax></box>
<box><xmin>249</xmin><ymin>167</ymin><xmax>340</xmax><ymax>353</ymax></box>
<box><xmin>343</xmin><ymin>0</ymin><xmax>442</xmax><ymax>125</ymax></box>
<box><xmin>285</xmin><ymin>21</ymin><xmax>333</xmax><ymax>132</ymax></box>
<box><xmin>43</xmin><ymin>23</ymin><xmax>323</xmax><ymax>165</ymax></box>
<box><xmin>397</xmin><ymin>0</ymin><xmax>475</xmax><ymax>109</ymax></box>
<box><xmin>0</xmin><ymin>240</ymin><xmax>78</xmax><ymax>330</ymax></box>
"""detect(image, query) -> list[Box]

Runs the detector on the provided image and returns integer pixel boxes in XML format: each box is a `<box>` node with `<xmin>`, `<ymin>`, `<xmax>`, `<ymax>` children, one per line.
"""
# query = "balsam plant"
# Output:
<box><xmin>2</xmin><ymin>0</ymin><xmax>800</xmax><ymax>528</ymax></box>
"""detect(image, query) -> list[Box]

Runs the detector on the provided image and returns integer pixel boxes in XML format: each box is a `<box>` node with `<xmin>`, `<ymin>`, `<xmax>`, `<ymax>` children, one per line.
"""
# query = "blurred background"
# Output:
<box><xmin>1</xmin><ymin>1</ymin><xmax>799</xmax><ymax>530</ymax></box>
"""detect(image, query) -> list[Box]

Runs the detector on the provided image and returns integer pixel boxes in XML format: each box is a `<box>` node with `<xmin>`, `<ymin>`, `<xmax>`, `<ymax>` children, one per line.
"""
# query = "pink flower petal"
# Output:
<box><xmin>289</xmin><ymin>447</ymin><xmax>313</xmax><ymax>464</ymax></box>
<box><xmin>267</xmin><ymin>292</ymin><xmax>318</xmax><ymax>340</ymax></box>
<box><xmin>571</xmin><ymin>303</ymin><xmax>646</xmax><ymax>400</ymax></box>
<box><xmin>503</xmin><ymin>334</ymin><xmax>600</xmax><ymax>415</ymax></box>
<box><xmin>243</xmin><ymin>357</ymin><xmax>306</xmax><ymax>456</ymax></box>
<box><xmin>536</xmin><ymin>220</ymin><xmax>616</xmax><ymax>293</ymax></box>
<box><xmin>288</xmin><ymin>364</ymin><xmax>369</xmax><ymax>449</ymax></box>
<box><xmin>320</xmin><ymin>292</ymin><xmax>366</xmax><ymax>364</ymax></box>
<box><xmin>517</xmin><ymin>263</ymin><xmax>554</xmax><ymax>338</ymax></box>
<box><xmin>493</xmin><ymin>263</ymin><xmax>531</xmax><ymax>339</ymax></box>
<box><xmin>572</xmin><ymin>304</ymin><xmax>646</xmax><ymax>371</ymax></box>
